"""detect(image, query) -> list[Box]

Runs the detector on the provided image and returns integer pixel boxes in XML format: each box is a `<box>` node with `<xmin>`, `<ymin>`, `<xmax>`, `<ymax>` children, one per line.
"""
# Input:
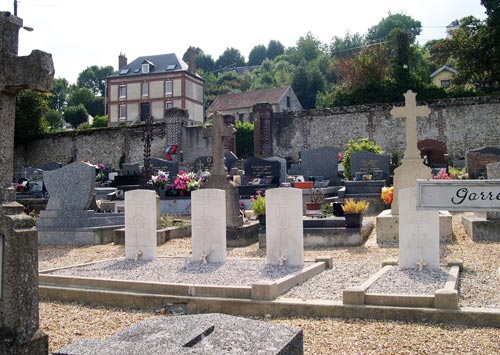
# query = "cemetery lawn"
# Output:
<box><xmin>39</xmin><ymin>213</ymin><xmax>500</xmax><ymax>355</ymax></box>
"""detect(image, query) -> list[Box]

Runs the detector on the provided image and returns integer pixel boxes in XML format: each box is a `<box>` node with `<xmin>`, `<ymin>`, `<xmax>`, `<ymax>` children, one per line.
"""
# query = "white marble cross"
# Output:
<box><xmin>390</xmin><ymin>90</ymin><xmax>431</xmax><ymax>160</ymax></box>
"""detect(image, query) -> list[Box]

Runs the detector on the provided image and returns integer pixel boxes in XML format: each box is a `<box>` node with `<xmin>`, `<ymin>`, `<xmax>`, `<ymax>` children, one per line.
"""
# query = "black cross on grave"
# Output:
<box><xmin>0</xmin><ymin>11</ymin><xmax>54</xmax><ymax>193</ymax></box>
<box><xmin>203</xmin><ymin>112</ymin><xmax>236</xmax><ymax>176</ymax></box>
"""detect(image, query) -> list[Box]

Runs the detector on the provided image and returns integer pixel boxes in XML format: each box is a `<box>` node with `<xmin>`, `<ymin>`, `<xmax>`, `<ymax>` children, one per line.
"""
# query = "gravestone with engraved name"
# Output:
<box><xmin>193</xmin><ymin>156</ymin><xmax>214</xmax><ymax>172</ymax></box>
<box><xmin>466</xmin><ymin>146</ymin><xmax>500</xmax><ymax>179</ymax></box>
<box><xmin>350</xmin><ymin>151</ymin><xmax>390</xmax><ymax>181</ymax></box>
<box><xmin>265</xmin><ymin>157</ymin><xmax>287</xmax><ymax>185</ymax></box>
<box><xmin>151</xmin><ymin>158</ymin><xmax>178</xmax><ymax>176</ymax></box>
<box><xmin>244</xmin><ymin>156</ymin><xmax>281</xmax><ymax>184</ymax></box>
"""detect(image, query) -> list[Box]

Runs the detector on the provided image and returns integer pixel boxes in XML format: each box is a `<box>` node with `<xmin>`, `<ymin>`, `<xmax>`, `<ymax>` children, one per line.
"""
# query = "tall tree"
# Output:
<box><xmin>291</xmin><ymin>61</ymin><xmax>325</xmax><ymax>109</ymax></box>
<box><xmin>44</xmin><ymin>110</ymin><xmax>64</xmax><ymax>131</ymax></box>
<box><xmin>64</xmin><ymin>104</ymin><xmax>88</xmax><ymax>128</ymax></box>
<box><xmin>248</xmin><ymin>44</ymin><xmax>267</xmax><ymax>66</ymax></box>
<box><xmin>367</xmin><ymin>12</ymin><xmax>422</xmax><ymax>43</ymax></box>
<box><xmin>329</xmin><ymin>32</ymin><xmax>365</xmax><ymax>59</ymax></box>
<box><xmin>215</xmin><ymin>47</ymin><xmax>246</xmax><ymax>70</ymax></box>
<box><xmin>76</xmin><ymin>65</ymin><xmax>114</xmax><ymax>96</ymax></box>
<box><xmin>182</xmin><ymin>46</ymin><xmax>215</xmax><ymax>73</ymax></box>
<box><xmin>287</xmin><ymin>32</ymin><xmax>324</xmax><ymax>64</ymax></box>
<box><xmin>266</xmin><ymin>40</ymin><xmax>285</xmax><ymax>60</ymax></box>
<box><xmin>15</xmin><ymin>90</ymin><xmax>50</xmax><ymax>143</ymax></box>
<box><xmin>50</xmin><ymin>77</ymin><xmax>69</xmax><ymax>112</ymax></box>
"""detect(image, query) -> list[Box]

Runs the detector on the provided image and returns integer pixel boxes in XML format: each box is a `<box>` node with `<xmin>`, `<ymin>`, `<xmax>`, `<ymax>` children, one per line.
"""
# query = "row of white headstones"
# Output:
<box><xmin>125</xmin><ymin>177</ymin><xmax>500</xmax><ymax>271</ymax></box>
<box><xmin>124</xmin><ymin>188</ymin><xmax>305</xmax><ymax>266</ymax></box>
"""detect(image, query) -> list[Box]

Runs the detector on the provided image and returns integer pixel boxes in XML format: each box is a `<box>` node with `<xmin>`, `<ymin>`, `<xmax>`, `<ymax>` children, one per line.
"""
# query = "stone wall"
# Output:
<box><xmin>13</xmin><ymin>96</ymin><xmax>500</xmax><ymax>170</ymax></box>
<box><xmin>271</xmin><ymin>96</ymin><xmax>500</xmax><ymax>162</ymax></box>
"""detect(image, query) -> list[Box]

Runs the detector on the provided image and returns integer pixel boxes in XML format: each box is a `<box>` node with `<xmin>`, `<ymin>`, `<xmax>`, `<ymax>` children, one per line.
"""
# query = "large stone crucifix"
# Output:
<box><xmin>202</xmin><ymin>112</ymin><xmax>236</xmax><ymax>176</ymax></box>
<box><xmin>390</xmin><ymin>90</ymin><xmax>431</xmax><ymax>161</ymax></box>
<box><xmin>0</xmin><ymin>11</ymin><xmax>54</xmax><ymax>193</ymax></box>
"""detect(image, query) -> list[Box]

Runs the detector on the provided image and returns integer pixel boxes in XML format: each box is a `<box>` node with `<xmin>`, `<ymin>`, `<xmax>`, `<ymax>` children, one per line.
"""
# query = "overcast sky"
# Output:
<box><xmin>12</xmin><ymin>0</ymin><xmax>487</xmax><ymax>84</ymax></box>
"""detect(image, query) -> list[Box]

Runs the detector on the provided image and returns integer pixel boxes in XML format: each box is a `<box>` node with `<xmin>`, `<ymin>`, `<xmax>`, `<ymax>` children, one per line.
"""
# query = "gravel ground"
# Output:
<box><xmin>39</xmin><ymin>212</ymin><xmax>500</xmax><ymax>354</ymax></box>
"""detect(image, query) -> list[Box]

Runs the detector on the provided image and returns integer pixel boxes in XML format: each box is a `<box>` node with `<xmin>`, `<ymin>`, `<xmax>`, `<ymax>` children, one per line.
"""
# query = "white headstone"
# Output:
<box><xmin>266</xmin><ymin>188</ymin><xmax>304</xmax><ymax>267</ymax></box>
<box><xmin>399</xmin><ymin>187</ymin><xmax>439</xmax><ymax>269</ymax></box>
<box><xmin>125</xmin><ymin>190</ymin><xmax>157</xmax><ymax>260</ymax></box>
<box><xmin>191</xmin><ymin>189</ymin><xmax>226</xmax><ymax>263</ymax></box>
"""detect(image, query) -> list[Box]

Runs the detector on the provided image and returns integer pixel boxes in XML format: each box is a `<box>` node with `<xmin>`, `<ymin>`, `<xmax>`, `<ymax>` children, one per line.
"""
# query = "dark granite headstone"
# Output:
<box><xmin>224</xmin><ymin>151</ymin><xmax>238</xmax><ymax>172</ymax></box>
<box><xmin>418</xmin><ymin>139</ymin><xmax>448</xmax><ymax>166</ymax></box>
<box><xmin>194</xmin><ymin>156</ymin><xmax>214</xmax><ymax>172</ymax></box>
<box><xmin>265</xmin><ymin>157</ymin><xmax>287</xmax><ymax>184</ymax></box>
<box><xmin>350</xmin><ymin>151</ymin><xmax>390</xmax><ymax>181</ymax></box>
<box><xmin>121</xmin><ymin>163</ymin><xmax>141</xmax><ymax>176</ymax></box>
<box><xmin>466</xmin><ymin>147</ymin><xmax>500</xmax><ymax>179</ymax></box>
<box><xmin>151</xmin><ymin>158</ymin><xmax>179</xmax><ymax>176</ymax></box>
<box><xmin>244</xmin><ymin>157</ymin><xmax>281</xmax><ymax>185</ymax></box>
<box><xmin>54</xmin><ymin>313</ymin><xmax>303</xmax><ymax>355</ymax></box>
<box><xmin>300</xmin><ymin>147</ymin><xmax>339</xmax><ymax>185</ymax></box>
<box><xmin>36</xmin><ymin>161</ymin><xmax>62</xmax><ymax>171</ymax></box>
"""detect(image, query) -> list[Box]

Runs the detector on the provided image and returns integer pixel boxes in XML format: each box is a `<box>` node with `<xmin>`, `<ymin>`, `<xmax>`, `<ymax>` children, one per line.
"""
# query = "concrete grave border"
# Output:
<box><xmin>343</xmin><ymin>259</ymin><xmax>462</xmax><ymax>309</ymax></box>
<box><xmin>39</xmin><ymin>256</ymin><xmax>332</xmax><ymax>301</ymax></box>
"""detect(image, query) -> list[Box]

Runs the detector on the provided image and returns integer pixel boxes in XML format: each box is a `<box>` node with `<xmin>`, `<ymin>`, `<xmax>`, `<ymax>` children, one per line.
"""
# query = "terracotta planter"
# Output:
<box><xmin>306</xmin><ymin>203</ymin><xmax>322</xmax><ymax>211</ymax></box>
<box><xmin>345</xmin><ymin>213</ymin><xmax>363</xmax><ymax>228</ymax></box>
<box><xmin>294</xmin><ymin>181</ymin><xmax>314</xmax><ymax>189</ymax></box>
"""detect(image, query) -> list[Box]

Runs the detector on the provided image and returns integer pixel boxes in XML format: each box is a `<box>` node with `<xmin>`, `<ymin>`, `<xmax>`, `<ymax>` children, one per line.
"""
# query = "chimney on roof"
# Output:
<box><xmin>118</xmin><ymin>52</ymin><xmax>127</xmax><ymax>69</ymax></box>
<box><xmin>187</xmin><ymin>48</ymin><xmax>196</xmax><ymax>75</ymax></box>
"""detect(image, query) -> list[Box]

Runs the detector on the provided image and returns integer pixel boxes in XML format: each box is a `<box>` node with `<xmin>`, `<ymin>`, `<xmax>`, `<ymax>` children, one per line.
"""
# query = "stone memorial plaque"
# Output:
<box><xmin>350</xmin><ymin>151</ymin><xmax>390</xmax><ymax>180</ymax></box>
<box><xmin>125</xmin><ymin>190</ymin><xmax>157</xmax><ymax>260</ymax></box>
<box><xmin>416</xmin><ymin>179</ymin><xmax>500</xmax><ymax>211</ymax></box>
<box><xmin>466</xmin><ymin>147</ymin><xmax>500</xmax><ymax>179</ymax></box>
<box><xmin>191</xmin><ymin>189</ymin><xmax>226</xmax><ymax>263</ymax></box>
<box><xmin>244</xmin><ymin>157</ymin><xmax>281</xmax><ymax>180</ymax></box>
<box><xmin>266</xmin><ymin>188</ymin><xmax>303</xmax><ymax>267</ymax></box>
<box><xmin>399</xmin><ymin>187</ymin><xmax>439</xmax><ymax>269</ymax></box>
<box><xmin>151</xmin><ymin>158</ymin><xmax>179</xmax><ymax>176</ymax></box>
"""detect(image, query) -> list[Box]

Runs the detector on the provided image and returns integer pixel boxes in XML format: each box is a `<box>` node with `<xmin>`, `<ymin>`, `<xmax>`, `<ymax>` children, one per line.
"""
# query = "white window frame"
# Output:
<box><xmin>119</xmin><ymin>104</ymin><xmax>126</xmax><ymax>120</ymax></box>
<box><xmin>165</xmin><ymin>100</ymin><xmax>173</xmax><ymax>109</ymax></box>
<box><xmin>142</xmin><ymin>82</ymin><xmax>149</xmax><ymax>97</ymax></box>
<box><xmin>165</xmin><ymin>80</ymin><xmax>173</xmax><ymax>96</ymax></box>
<box><xmin>142</xmin><ymin>63</ymin><xmax>150</xmax><ymax>74</ymax></box>
<box><xmin>119</xmin><ymin>85</ymin><xmax>126</xmax><ymax>98</ymax></box>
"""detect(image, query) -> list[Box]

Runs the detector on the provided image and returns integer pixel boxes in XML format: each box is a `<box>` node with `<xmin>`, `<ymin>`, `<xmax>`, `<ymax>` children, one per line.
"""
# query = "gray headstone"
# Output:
<box><xmin>350</xmin><ymin>151</ymin><xmax>390</xmax><ymax>181</ymax></box>
<box><xmin>265</xmin><ymin>157</ymin><xmax>287</xmax><ymax>184</ymax></box>
<box><xmin>121</xmin><ymin>163</ymin><xmax>141</xmax><ymax>176</ymax></box>
<box><xmin>151</xmin><ymin>158</ymin><xmax>179</xmax><ymax>176</ymax></box>
<box><xmin>44</xmin><ymin>162</ymin><xmax>95</xmax><ymax>211</ymax></box>
<box><xmin>244</xmin><ymin>157</ymin><xmax>281</xmax><ymax>185</ymax></box>
<box><xmin>466</xmin><ymin>147</ymin><xmax>500</xmax><ymax>179</ymax></box>
<box><xmin>300</xmin><ymin>147</ymin><xmax>339</xmax><ymax>185</ymax></box>
<box><xmin>54</xmin><ymin>314</ymin><xmax>303</xmax><ymax>355</ymax></box>
<box><xmin>14</xmin><ymin>167</ymin><xmax>44</xmax><ymax>183</ymax></box>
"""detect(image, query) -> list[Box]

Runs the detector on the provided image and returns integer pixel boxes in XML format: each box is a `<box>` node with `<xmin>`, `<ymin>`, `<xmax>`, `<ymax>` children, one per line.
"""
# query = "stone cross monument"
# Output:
<box><xmin>0</xmin><ymin>11</ymin><xmax>54</xmax><ymax>355</ymax></box>
<box><xmin>203</xmin><ymin>112</ymin><xmax>242</xmax><ymax>227</ymax></box>
<box><xmin>390</xmin><ymin>90</ymin><xmax>432</xmax><ymax>214</ymax></box>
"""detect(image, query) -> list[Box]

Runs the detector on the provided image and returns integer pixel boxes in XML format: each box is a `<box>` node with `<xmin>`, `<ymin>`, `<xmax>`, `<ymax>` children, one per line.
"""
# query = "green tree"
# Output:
<box><xmin>235</xmin><ymin>121</ymin><xmax>254</xmax><ymax>158</ymax></box>
<box><xmin>329</xmin><ymin>32</ymin><xmax>365</xmax><ymax>59</ymax></box>
<box><xmin>182</xmin><ymin>46</ymin><xmax>215</xmax><ymax>73</ymax></box>
<box><xmin>266</xmin><ymin>40</ymin><xmax>285</xmax><ymax>60</ymax></box>
<box><xmin>367</xmin><ymin>12</ymin><xmax>422</xmax><ymax>43</ymax></box>
<box><xmin>215</xmin><ymin>47</ymin><xmax>246</xmax><ymax>70</ymax></box>
<box><xmin>50</xmin><ymin>77</ymin><xmax>69</xmax><ymax>112</ymax></box>
<box><xmin>44</xmin><ymin>109</ymin><xmax>64</xmax><ymax>131</ymax></box>
<box><xmin>287</xmin><ymin>32</ymin><xmax>324</xmax><ymax>64</ymax></box>
<box><xmin>291</xmin><ymin>61</ymin><xmax>325</xmax><ymax>109</ymax></box>
<box><xmin>342</xmin><ymin>138</ymin><xmax>383</xmax><ymax>180</ymax></box>
<box><xmin>248</xmin><ymin>44</ymin><xmax>267</xmax><ymax>66</ymax></box>
<box><xmin>64</xmin><ymin>104</ymin><xmax>88</xmax><ymax>128</ymax></box>
<box><xmin>67</xmin><ymin>87</ymin><xmax>103</xmax><ymax>116</ymax></box>
<box><xmin>91</xmin><ymin>115</ymin><xmax>108</xmax><ymax>128</ymax></box>
<box><xmin>76</xmin><ymin>65</ymin><xmax>114</xmax><ymax>96</ymax></box>
<box><xmin>15</xmin><ymin>90</ymin><xmax>50</xmax><ymax>143</ymax></box>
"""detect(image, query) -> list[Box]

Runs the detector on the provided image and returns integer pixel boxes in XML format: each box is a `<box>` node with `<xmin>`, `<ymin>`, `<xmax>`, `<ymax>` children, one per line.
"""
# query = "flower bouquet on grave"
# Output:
<box><xmin>381</xmin><ymin>186</ymin><xmax>394</xmax><ymax>205</ymax></box>
<box><xmin>174</xmin><ymin>171</ymin><xmax>190</xmax><ymax>195</ymax></box>
<box><xmin>433</xmin><ymin>168</ymin><xmax>451</xmax><ymax>180</ymax></box>
<box><xmin>151</xmin><ymin>170</ymin><xmax>170</xmax><ymax>189</ymax></box>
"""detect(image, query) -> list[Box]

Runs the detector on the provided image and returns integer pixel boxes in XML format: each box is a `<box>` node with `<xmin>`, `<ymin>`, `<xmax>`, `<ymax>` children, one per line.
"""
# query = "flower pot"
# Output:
<box><xmin>257</xmin><ymin>214</ymin><xmax>266</xmax><ymax>227</ymax></box>
<box><xmin>178</xmin><ymin>190</ymin><xmax>186</xmax><ymax>196</ymax></box>
<box><xmin>294</xmin><ymin>181</ymin><xmax>314</xmax><ymax>189</ymax></box>
<box><xmin>345</xmin><ymin>213</ymin><xmax>363</xmax><ymax>228</ymax></box>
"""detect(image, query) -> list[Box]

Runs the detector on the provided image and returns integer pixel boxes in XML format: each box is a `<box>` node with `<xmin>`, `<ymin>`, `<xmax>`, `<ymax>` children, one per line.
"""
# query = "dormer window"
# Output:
<box><xmin>142</xmin><ymin>63</ymin><xmax>150</xmax><ymax>73</ymax></box>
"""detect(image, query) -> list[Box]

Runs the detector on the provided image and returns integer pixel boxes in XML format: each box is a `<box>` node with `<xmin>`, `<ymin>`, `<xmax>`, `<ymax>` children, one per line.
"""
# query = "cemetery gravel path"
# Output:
<box><xmin>39</xmin><ymin>213</ymin><xmax>500</xmax><ymax>355</ymax></box>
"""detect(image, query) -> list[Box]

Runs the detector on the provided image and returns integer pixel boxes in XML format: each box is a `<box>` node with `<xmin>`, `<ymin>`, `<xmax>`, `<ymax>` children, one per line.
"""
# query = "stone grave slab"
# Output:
<box><xmin>266</xmin><ymin>188</ymin><xmax>304</xmax><ymax>267</ymax></box>
<box><xmin>300</xmin><ymin>146</ymin><xmax>339</xmax><ymax>185</ymax></box>
<box><xmin>125</xmin><ymin>190</ymin><xmax>157</xmax><ymax>260</ymax></box>
<box><xmin>399</xmin><ymin>187</ymin><xmax>439</xmax><ymax>269</ymax></box>
<box><xmin>244</xmin><ymin>156</ymin><xmax>281</xmax><ymax>185</ymax></box>
<box><xmin>53</xmin><ymin>313</ymin><xmax>303</xmax><ymax>355</ymax></box>
<box><xmin>151</xmin><ymin>158</ymin><xmax>178</xmax><ymax>176</ymax></box>
<box><xmin>466</xmin><ymin>146</ymin><xmax>500</xmax><ymax>179</ymax></box>
<box><xmin>194</xmin><ymin>156</ymin><xmax>214</xmax><ymax>172</ymax></box>
<box><xmin>350</xmin><ymin>151</ymin><xmax>390</xmax><ymax>181</ymax></box>
<box><xmin>191</xmin><ymin>189</ymin><xmax>226</xmax><ymax>263</ymax></box>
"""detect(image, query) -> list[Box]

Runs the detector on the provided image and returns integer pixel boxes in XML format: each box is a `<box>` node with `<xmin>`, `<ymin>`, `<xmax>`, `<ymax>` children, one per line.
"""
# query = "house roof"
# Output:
<box><xmin>207</xmin><ymin>86</ymin><xmax>291</xmax><ymax>112</ymax></box>
<box><xmin>109</xmin><ymin>53</ymin><xmax>199</xmax><ymax>78</ymax></box>
<box><xmin>430</xmin><ymin>65</ymin><xmax>458</xmax><ymax>78</ymax></box>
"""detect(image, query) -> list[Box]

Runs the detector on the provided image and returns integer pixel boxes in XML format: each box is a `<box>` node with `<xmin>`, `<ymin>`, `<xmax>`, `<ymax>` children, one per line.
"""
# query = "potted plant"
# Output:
<box><xmin>306</xmin><ymin>189</ymin><xmax>323</xmax><ymax>214</ymax></box>
<box><xmin>341</xmin><ymin>198</ymin><xmax>369</xmax><ymax>228</ymax></box>
<box><xmin>251</xmin><ymin>191</ymin><xmax>266</xmax><ymax>226</ymax></box>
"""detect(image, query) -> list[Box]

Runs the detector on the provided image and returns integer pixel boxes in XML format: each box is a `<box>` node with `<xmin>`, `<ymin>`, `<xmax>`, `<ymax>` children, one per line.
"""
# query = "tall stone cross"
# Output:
<box><xmin>390</xmin><ymin>90</ymin><xmax>430</xmax><ymax>161</ymax></box>
<box><xmin>0</xmin><ymin>11</ymin><xmax>54</xmax><ymax>194</ymax></box>
<box><xmin>203</xmin><ymin>112</ymin><xmax>236</xmax><ymax>176</ymax></box>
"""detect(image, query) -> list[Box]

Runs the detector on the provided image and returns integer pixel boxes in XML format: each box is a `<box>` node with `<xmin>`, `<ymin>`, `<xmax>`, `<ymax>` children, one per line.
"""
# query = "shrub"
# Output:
<box><xmin>342</xmin><ymin>138</ymin><xmax>383</xmax><ymax>180</ymax></box>
<box><xmin>251</xmin><ymin>191</ymin><xmax>266</xmax><ymax>216</ymax></box>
